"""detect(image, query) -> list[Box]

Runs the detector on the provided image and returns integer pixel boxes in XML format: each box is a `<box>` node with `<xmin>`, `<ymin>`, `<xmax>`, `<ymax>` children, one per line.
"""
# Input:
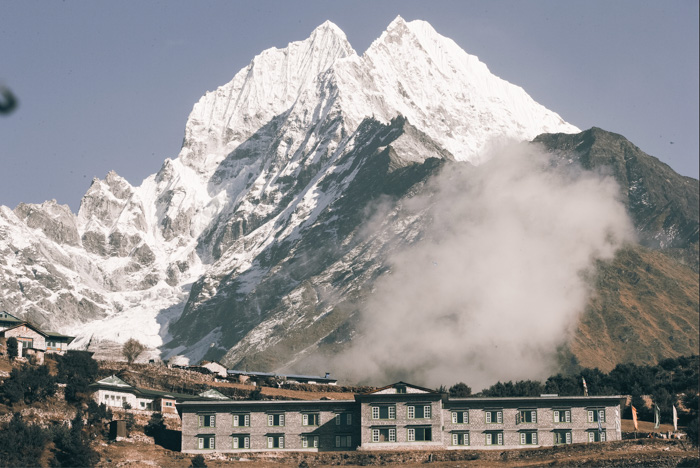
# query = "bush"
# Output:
<box><xmin>145</xmin><ymin>412</ymin><xmax>167</xmax><ymax>438</ymax></box>
<box><xmin>191</xmin><ymin>454</ymin><xmax>207</xmax><ymax>467</ymax></box>
<box><xmin>0</xmin><ymin>413</ymin><xmax>51</xmax><ymax>467</ymax></box>
<box><xmin>6</xmin><ymin>337</ymin><xmax>18</xmax><ymax>360</ymax></box>
<box><xmin>52</xmin><ymin>409</ymin><xmax>100</xmax><ymax>467</ymax></box>
<box><xmin>2</xmin><ymin>365</ymin><xmax>57</xmax><ymax>404</ymax></box>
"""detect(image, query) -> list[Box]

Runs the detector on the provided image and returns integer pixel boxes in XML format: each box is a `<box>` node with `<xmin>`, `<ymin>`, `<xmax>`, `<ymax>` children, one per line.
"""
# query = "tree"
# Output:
<box><xmin>449</xmin><ymin>382</ymin><xmax>472</xmax><ymax>397</ymax></box>
<box><xmin>145</xmin><ymin>412</ymin><xmax>167</xmax><ymax>438</ymax></box>
<box><xmin>191</xmin><ymin>454</ymin><xmax>207</xmax><ymax>467</ymax></box>
<box><xmin>52</xmin><ymin>409</ymin><xmax>99</xmax><ymax>467</ymax></box>
<box><xmin>57</xmin><ymin>350</ymin><xmax>99</xmax><ymax>403</ymax></box>
<box><xmin>0</xmin><ymin>413</ymin><xmax>51</xmax><ymax>467</ymax></box>
<box><xmin>6</xmin><ymin>337</ymin><xmax>18</xmax><ymax>360</ymax></box>
<box><xmin>122</xmin><ymin>338</ymin><xmax>146</xmax><ymax>365</ymax></box>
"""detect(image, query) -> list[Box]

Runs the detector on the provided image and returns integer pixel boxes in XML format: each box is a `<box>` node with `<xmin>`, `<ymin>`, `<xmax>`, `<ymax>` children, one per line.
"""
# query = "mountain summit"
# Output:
<box><xmin>2</xmin><ymin>18</ymin><xmax>693</xmax><ymax>383</ymax></box>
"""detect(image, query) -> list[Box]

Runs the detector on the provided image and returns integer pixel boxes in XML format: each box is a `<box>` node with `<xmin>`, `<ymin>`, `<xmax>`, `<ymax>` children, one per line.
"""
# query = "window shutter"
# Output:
<box><xmin>601</xmin><ymin>431</ymin><xmax>606</xmax><ymax>441</ymax></box>
<box><xmin>314</xmin><ymin>436</ymin><xmax>319</xmax><ymax>448</ymax></box>
<box><xmin>389</xmin><ymin>406</ymin><xmax>395</xmax><ymax>419</ymax></box>
<box><xmin>268</xmin><ymin>414</ymin><xmax>273</xmax><ymax>426</ymax></box>
<box><xmin>303</xmin><ymin>414</ymin><xmax>308</xmax><ymax>425</ymax></box>
<box><xmin>497</xmin><ymin>432</ymin><xmax>503</xmax><ymax>445</ymax></box>
<box><xmin>335</xmin><ymin>436</ymin><xmax>340</xmax><ymax>448</ymax></box>
<box><xmin>244</xmin><ymin>437</ymin><xmax>249</xmax><ymax>449</ymax></box>
<box><xmin>244</xmin><ymin>414</ymin><xmax>250</xmax><ymax>426</ymax></box>
<box><xmin>408</xmin><ymin>406</ymin><xmax>414</xmax><ymax>419</ymax></box>
<box><xmin>372</xmin><ymin>407</ymin><xmax>379</xmax><ymax>419</ymax></box>
<box><xmin>302</xmin><ymin>436</ymin><xmax>308</xmax><ymax>448</ymax></box>
<box><xmin>452</xmin><ymin>433</ymin><xmax>458</xmax><ymax>445</ymax></box>
<box><xmin>553</xmin><ymin>410</ymin><xmax>559</xmax><ymax>422</ymax></box>
<box><xmin>198</xmin><ymin>437</ymin><xmax>203</xmax><ymax>449</ymax></box>
<box><xmin>533</xmin><ymin>432</ymin><xmax>537</xmax><ymax>444</ymax></box>
<box><xmin>233</xmin><ymin>415</ymin><xmax>238</xmax><ymax>426</ymax></box>
<box><xmin>425</xmin><ymin>405</ymin><xmax>431</xmax><ymax>418</ymax></box>
<box><xmin>267</xmin><ymin>437</ymin><xmax>273</xmax><ymax>448</ymax></box>
<box><xmin>531</xmin><ymin>411</ymin><xmax>537</xmax><ymax>423</ymax></box>
<box><xmin>211</xmin><ymin>415</ymin><xmax>215</xmax><ymax>427</ymax></box>
<box><xmin>452</xmin><ymin>412</ymin><xmax>457</xmax><ymax>423</ymax></box>
<box><xmin>211</xmin><ymin>437</ymin><xmax>215</xmax><ymax>449</ymax></box>
<box><xmin>279</xmin><ymin>436</ymin><xmax>284</xmax><ymax>449</ymax></box>
<box><xmin>347</xmin><ymin>413</ymin><xmax>352</xmax><ymax>425</ymax></box>
<box><xmin>389</xmin><ymin>428</ymin><xmax>396</xmax><ymax>442</ymax></box>
<box><xmin>588</xmin><ymin>410</ymin><xmax>593</xmax><ymax>422</ymax></box>
<box><xmin>520</xmin><ymin>433</ymin><xmax>526</xmax><ymax>444</ymax></box>
<box><xmin>279</xmin><ymin>414</ymin><xmax>285</xmax><ymax>426</ymax></box>
<box><xmin>486</xmin><ymin>412</ymin><xmax>492</xmax><ymax>423</ymax></box>
<box><xmin>497</xmin><ymin>411</ymin><xmax>502</xmax><ymax>423</ymax></box>
<box><xmin>516</xmin><ymin>413</ymin><xmax>521</xmax><ymax>425</ymax></box>
<box><xmin>486</xmin><ymin>433</ymin><xmax>492</xmax><ymax>445</ymax></box>
<box><xmin>408</xmin><ymin>428</ymin><xmax>415</xmax><ymax>441</ymax></box>
<box><xmin>372</xmin><ymin>429</ymin><xmax>379</xmax><ymax>442</ymax></box>
<box><xmin>233</xmin><ymin>437</ymin><xmax>239</xmax><ymax>449</ymax></box>
<box><xmin>588</xmin><ymin>432</ymin><xmax>594</xmax><ymax>442</ymax></box>
<box><xmin>566</xmin><ymin>411</ymin><xmax>571</xmax><ymax>423</ymax></box>
<box><xmin>599</xmin><ymin>410</ymin><xmax>605</xmax><ymax>422</ymax></box>
<box><xmin>566</xmin><ymin>432</ymin><xmax>571</xmax><ymax>444</ymax></box>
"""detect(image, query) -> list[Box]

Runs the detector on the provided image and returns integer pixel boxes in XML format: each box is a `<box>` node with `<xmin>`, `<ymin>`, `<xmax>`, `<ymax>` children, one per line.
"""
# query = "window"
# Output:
<box><xmin>554</xmin><ymin>430</ymin><xmax>572</xmax><ymax>445</ymax></box>
<box><xmin>553</xmin><ymin>409</ymin><xmax>571</xmax><ymax>423</ymax></box>
<box><xmin>165</xmin><ymin>401</ymin><xmax>173</xmax><ymax>407</ymax></box>
<box><xmin>451</xmin><ymin>411</ymin><xmax>469</xmax><ymax>424</ymax></box>
<box><xmin>407</xmin><ymin>427</ymin><xmax>432</xmax><ymax>442</ymax></box>
<box><xmin>587</xmin><ymin>409</ymin><xmax>605</xmax><ymax>423</ymax></box>
<box><xmin>517</xmin><ymin>410</ymin><xmax>537</xmax><ymax>424</ymax></box>
<box><xmin>485</xmin><ymin>410</ymin><xmax>503</xmax><ymax>424</ymax></box>
<box><xmin>197</xmin><ymin>435</ymin><xmax>215</xmax><ymax>450</ymax></box>
<box><xmin>371</xmin><ymin>428</ymin><xmax>396</xmax><ymax>442</ymax></box>
<box><xmin>371</xmin><ymin>406</ymin><xmax>395</xmax><ymax>420</ymax></box>
<box><xmin>396</xmin><ymin>385</ymin><xmax>407</xmax><ymax>394</ymax></box>
<box><xmin>485</xmin><ymin>431</ymin><xmax>503</xmax><ymax>445</ymax></box>
<box><xmin>267</xmin><ymin>435</ymin><xmax>284</xmax><ymax>448</ymax></box>
<box><xmin>408</xmin><ymin>405</ymin><xmax>431</xmax><ymax>419</ymax></box>
<box><xmin>303</xmin><ymin>413</ymin><xmax>319</xmax><ymax>426</ymax></box>
<box><xmin>335</xmin><ymin>435</ymin><xmax>352</xmax><ymax>448</ymax></box>
<box><xmin>587</xmin><ymin>430</ymin><xmax>606</xmax><ymax>442</ymax></box>
<box><xmin>198</xmin><ymin>415</ymin><xmax>216</xmax><ymax>428</ymax></box>
<box><xmin>268</xmin><ymin>414</ymin><xmax>285</xmax><ymax>426</ymax></box>
<box><xmin>302</xmin><ymin>435</ymin><xmax>319</xmax><ymax>448</ymax></box>
<box><xmin>233</xmin><ymin>414</ymin><xmax>250</xmax><ymax>427</ymax></box>
<box><xmin>346</xmin><ymin>413</ymin><xmax>352</xmax><ymax>425</ymax></box>
<box><xmin>232</xmin><ymin>435</ymin><xmax>250</xmax><ymax>449</ymax></box>
<box><xmin>520</xmin><ymin>431</ymin><xmax>538</xmax><ymax>445</ymax></box>
<box><xmin>452</xmin><ymin>432</ymin><xmax>469</xmax><ymax>446</ymax></box>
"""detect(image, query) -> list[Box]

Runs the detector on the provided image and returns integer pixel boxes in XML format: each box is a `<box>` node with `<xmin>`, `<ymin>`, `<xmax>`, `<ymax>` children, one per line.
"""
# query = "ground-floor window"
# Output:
<box><xmin>587</xmin><ymin>430</ymin><xmax>606</xmax><ymax>442</ymax></box>
<box><xmin>267</xmin><ymin>435</ymin><xmax>284</xmax><ymax>449</ymax></box>
<box><xmin>451</xmin><ymin>432</ymin><xmax>469</xmax><ymax>446</ymax></box>
<box><xmin>197</xmin><ymin>435</ymin><xmax>215</xmax><ymax>450</ymax></box>
<box><xmin>232</xmin><ymin>435</ymin><xmax>250</xmax><ymax>449</ymax></box>
<box><xmin>335</xmin><ymin>435</ymin><xmax>352</xmax><ymax>448</ymax></box>
<box><xmin>520</xmin><ymin>431</ymin><xmax>538</xmax><ymax>445</ymax></box>
<box><xmin>407</xmin><ymin>427</ymin><xmax>432</xmax><ymax>442</ymax></box>
<box><xmin>371</xmin><ymin>427</ymin><xmax>396</xmax><ymax>442</ymax></box>
<box><xmin>554</xmin><ymin>430</ymin><xmax>572</xmax><ymax>445</ymax></box>
<box><xmin>485</xmin><ymin>431</ymin><xmax>503</xmax><ymax>445</ymax></box>
<box><xmin>301</xmin><ymin>435</ymin><xmax>319</xmax><ymax>448</ymax></box>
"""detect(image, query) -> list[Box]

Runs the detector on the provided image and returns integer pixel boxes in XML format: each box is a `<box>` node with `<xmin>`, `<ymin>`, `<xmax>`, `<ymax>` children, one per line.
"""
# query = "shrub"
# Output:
<box><xmin>0</xmin><ymin>413</ymin><xmax>51</xmax><ymax>467</ymax></box>
<box><xmin>2</xmin><ymin>365</ymin><xmax>57</xmax><ymax>404</ymax></box>
<box><xmin>56</xmin><ymin>350</ymin><xmax>99</xmax><ymax>403</ymax></box>
<box><xmin>145</xmin><ymin>412</ymin><xmax>167</xmax><ymax>438</ymax></box>
<box><xmin>191</xmin><ymin>454</ymin><xmax>207</xmax><ymax>467</ymax></box>
<box><xmin>6</xmin><ymin>337</ymin><xmax>18</xmax><ymax>360</ymax></box>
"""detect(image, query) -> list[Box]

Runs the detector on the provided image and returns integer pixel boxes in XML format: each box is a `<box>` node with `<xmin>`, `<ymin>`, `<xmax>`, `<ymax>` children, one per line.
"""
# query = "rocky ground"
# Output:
<box><xmin>93</xmin><ymin>438</ymin><xmax>697</xmax><ymax>468</ymax></box>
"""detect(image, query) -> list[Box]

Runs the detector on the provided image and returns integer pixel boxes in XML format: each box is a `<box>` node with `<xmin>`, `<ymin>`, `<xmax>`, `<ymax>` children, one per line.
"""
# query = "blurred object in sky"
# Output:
<box><xmin>0</xmin><ymin>85</ymin><xmax>18</xmax><ymax>115</ymax></box>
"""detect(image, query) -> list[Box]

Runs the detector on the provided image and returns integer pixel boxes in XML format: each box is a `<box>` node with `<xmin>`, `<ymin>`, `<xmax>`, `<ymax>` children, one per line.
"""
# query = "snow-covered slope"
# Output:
<box><xmin>0</xmin><ymin>17</ymin><xmax>579</xmax><ymax>364</ymax></box>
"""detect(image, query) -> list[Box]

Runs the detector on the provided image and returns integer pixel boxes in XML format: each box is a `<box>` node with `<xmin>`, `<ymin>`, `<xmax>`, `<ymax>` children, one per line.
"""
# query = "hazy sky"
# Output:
<box><xmin>2</xmin><ymin>0</ymin><xmax>698</xmax><ymax>212</ymax></box>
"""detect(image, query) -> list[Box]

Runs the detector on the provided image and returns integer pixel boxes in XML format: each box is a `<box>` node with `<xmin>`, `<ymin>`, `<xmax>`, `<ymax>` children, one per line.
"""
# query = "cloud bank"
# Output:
<box><xmin>334</xmin><ymin>141</ymin><xmax>635</xmax><ymax>390</ymax></box>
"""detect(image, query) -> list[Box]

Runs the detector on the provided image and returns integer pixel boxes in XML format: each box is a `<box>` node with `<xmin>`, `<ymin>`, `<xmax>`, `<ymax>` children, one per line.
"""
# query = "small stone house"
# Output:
<box><xmin>0</xmin><ymin>311</ymin><xmax>75</xmax><ymax>356</ymax></box>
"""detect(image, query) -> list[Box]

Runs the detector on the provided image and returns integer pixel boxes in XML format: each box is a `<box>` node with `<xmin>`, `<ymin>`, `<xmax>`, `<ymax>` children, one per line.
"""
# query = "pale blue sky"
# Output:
<box><xmin>2</xmin><ymin>0</ymin><xmax>698</xmax><ymax>211</ymax></box>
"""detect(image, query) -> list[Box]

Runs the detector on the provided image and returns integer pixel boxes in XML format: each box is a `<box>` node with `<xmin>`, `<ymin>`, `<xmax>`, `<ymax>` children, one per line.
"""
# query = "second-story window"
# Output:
<box><xmin>372</xmin><ymin>405</ymin><xmax>396</xmax><ymax>420</ymax></box>
<box><xmin>233</xmin><ymin>414</ymin><xmax>250</xmax><ymax>427</ymax></box>
<box><xmin>553</xmin><ymin>409</ymin><xmax>571</xmax><ymax>423</ymax></box>
<box><xmin>451</xmin><ymin>411</ymin><xmax>469</xmax><ymax>424</ymax></box>
<box><xmin>587</xmin><ymin>409</ymin><xmax>605</xmax><ymax>422</ymax></box>
<box><xmin>198</xmin><ymin>414</ymin><xmax>216</xmax><ymax>428</ymax></box>
<box><xmin>517</xmin><ymin>410</ymin><xmax>537</xmax><ymax>424</ymax></box>
<box><xmin>302</xmin><ymin>413</ymin><xmax>319</xmax><ymax>426</ymax></box>
<box><xmin>408</xmin><ymin>405</ymin><xmax>432</xmax><ymax>419</ymax></box>
<box><xmin>268</xmin><ymin>413</ymin><xmax>285</xmax><ymax>426</ymax></box>
<box><xmin>485</xmin><ymin>410</ymin><xmax>502</xmax><ymax>424</ymax></box>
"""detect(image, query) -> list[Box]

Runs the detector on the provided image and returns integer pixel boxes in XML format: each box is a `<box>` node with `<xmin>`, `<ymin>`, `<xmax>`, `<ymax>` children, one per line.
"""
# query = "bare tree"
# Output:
<box><xmin>122</xmin><ymin>338</ymin><xmax>146</xmax><ymax>365</ymax></box>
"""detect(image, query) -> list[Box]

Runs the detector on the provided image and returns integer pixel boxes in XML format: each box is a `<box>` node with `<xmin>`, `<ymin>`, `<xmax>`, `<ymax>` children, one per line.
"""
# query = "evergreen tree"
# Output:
<box><xmin>6</xmin><ymin>337</ymin><xmax>18</xmax><ymax>361</ymax></box>
<box><xmin>0</xmin><ymin>413</ymin><xmax>50</xmax><ymax>467</ymax></box>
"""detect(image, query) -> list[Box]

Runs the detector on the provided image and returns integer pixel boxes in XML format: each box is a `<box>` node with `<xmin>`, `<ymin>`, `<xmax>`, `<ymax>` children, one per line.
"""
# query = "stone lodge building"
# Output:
<box><xmin>178</xmin><ymin>382</ymin><xmax>623</xmax><ymax>453</ymax></box>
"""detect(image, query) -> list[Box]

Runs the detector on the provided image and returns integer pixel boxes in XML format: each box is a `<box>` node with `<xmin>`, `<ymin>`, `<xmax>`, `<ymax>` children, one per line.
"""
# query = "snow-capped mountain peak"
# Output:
<box><xmin>1</xmin><ymin>18</ymin><xmax>583</xmax><ymax>364</ymax></box>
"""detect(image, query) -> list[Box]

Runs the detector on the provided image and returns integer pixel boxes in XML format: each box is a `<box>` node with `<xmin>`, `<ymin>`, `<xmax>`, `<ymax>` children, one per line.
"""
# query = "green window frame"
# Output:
<box><xmin>267</xmin><ymin>413</ymin><xmax>285</xmax><ymax>426</ymax></box>
<box><xmin>232</xmin><ymin>435</ymin><xmax>249</xmax><ymax>449</ymax></box>
<box><xmin>554</xmin><ymin>430</ymin><xmax>572</xmax><ymax>445</ymax></box>
<box><xmin>371</xmin><ymin>427</ymin><xmax>396</xmax><ymax>442</ymax></box>
<box><xmin>553</xmin><ymin>409</ymin><xmax>571</xmax><ymax>423</ymax></box>
<box><xmin>485</xmin><ymin>410</ymin><xmax>502</xmax><ymax>424</ymax></box>
<box><xmin>485</xmin><ymin>431</ymin><xmax>503</xmax><ymax>445</ymax></box>
<box><xmin>451</xmin><ymin>432</ymin><xmax>469</xmax><ymax>446</ymax></box>
<box><xmin>197</xmin><ymin>435</ymin><xmax>215</xmax><ymax>449</ymax></box>
<box><xmin>302</xmin><ymin>413</ymin><xmax>319</xmax><ymax>426</ymax></box>
<box><xmin>520</xmin><ymin>431</ymin><xmax>538</xmax><ymax>445</ymax></box>
<box><xmin>371</xmin><ymin>405</ymin><xmax>395</xmax><ymax>420</ymax></box>
<box><xmin>198</xmin><ymin>414</ymin><xmax>216</xmax><ymax>428</ymax></box>
<box><xmin>451</xmin><ymin>411</ymin><xmax>468</xmax><ymax>424</ymax></box>
<box><xmin>233</xmin><ymin>414</ymin><xmax>250</xmax><ymax>427</ymax></box>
